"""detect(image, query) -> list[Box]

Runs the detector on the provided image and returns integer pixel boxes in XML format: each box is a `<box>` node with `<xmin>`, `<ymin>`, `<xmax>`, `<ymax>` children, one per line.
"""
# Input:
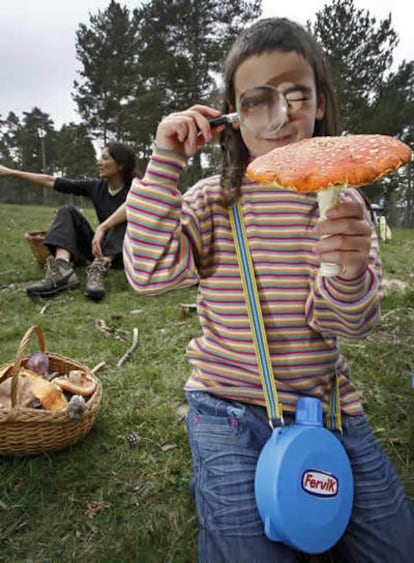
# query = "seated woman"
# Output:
<box><xmin>0</xmin><ymin>141</ymin><xmax>137</xmax><ymax>300</ymax></box>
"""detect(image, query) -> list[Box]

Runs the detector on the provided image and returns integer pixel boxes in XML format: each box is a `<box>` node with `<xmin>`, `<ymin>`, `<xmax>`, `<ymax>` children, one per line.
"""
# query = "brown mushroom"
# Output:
<box><xmin>246</xmin><ymin>134</ymin><xmax>412</xmax><ymax>276</ymax></box>
<box><xmin>0</xmin><ymin>368</ymin><xmax>68</xmax><ymax>411</ymax></box>
<box><xmin>54</xmin><ymin>370</ymin><xmax>96</xmax><ymax>397</ymax></box>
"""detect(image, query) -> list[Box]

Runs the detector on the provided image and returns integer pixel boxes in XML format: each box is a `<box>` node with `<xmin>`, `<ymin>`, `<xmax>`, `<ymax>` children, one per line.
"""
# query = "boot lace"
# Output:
<box><xmin>86</xmin><ymin>259</ymin><xmax>109</xmax><ymax>285</ymax></box>
<box><xmin>44</xmin><ymin>256</ymin><xmax>62</xmax><ymax>281</ymax></box>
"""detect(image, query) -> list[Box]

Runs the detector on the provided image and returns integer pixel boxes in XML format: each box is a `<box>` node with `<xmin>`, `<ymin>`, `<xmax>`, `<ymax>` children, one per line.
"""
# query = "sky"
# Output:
<box><xmin>0</xmin><ymin>0</ymin><xmax>413</xmax><ymax>129</ymax></box>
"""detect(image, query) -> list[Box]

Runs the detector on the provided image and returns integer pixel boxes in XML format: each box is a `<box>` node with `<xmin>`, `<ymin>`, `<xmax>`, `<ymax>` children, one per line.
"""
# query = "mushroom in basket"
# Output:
<box><xmin>246</xmin><ymin>134</ymin><xmax>412</xmax><ymax>276</ymax></box>
<box><xmin>53</xmin><ymin>370</ymin><xmax>97</xmax><ymax>397</ymax></box>
<box><xmin>0</xmin><ymin>368</ymin><xmax>68</xmax><ymax>410</ymax></box>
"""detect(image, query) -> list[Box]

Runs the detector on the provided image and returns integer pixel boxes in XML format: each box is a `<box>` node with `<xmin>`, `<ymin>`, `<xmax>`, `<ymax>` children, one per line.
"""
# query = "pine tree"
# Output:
<box><xmin>73</xmin><ymin>0</ymin><xmax>141</xmax><ymax>142</ymax></box>
<box><xmin>310</xmin><ymin>0</ymin><xmax>399</xmax><ymax>134</ymax></box>
<box><xmin>128</xmin><ymin>0</ymin><xmax>262</xmax><ymax>183</ymax></box>
<box><xmin>54</xmin><ymin>124</ymin><xmax>97</xmax><ymax>177</ymax></box>
<box><xmin>310</xmin><ymin>0</ymin><xmax>413</xmax><ymax>217</ymax></box>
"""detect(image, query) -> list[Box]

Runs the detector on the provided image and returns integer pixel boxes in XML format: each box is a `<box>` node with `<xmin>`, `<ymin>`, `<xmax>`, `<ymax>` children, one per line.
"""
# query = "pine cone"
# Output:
<box><xmin>126</xmin><ymin>432</ymin><xmax>141</xmax><ymax>448</ymax></box>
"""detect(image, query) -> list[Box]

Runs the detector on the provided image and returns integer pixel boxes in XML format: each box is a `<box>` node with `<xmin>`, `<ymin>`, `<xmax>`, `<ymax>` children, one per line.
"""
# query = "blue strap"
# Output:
<box><xmin>229</xmin><ymin>201</ymin><xmax>342</xmax><ymax>431</ymax></box>
<box><xmin>229</xmin><ymin>201</ymin><xmax>283</xmax><ymax>425</ymax></box>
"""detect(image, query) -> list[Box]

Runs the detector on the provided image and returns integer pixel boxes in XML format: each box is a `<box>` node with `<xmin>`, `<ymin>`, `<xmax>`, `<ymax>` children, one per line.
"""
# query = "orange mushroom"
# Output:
<box><xmin>246</xmin><ymin>134</ymin><xmax>412</xmax><ymax>276</ymax></box>
<box><xmin>54</xmin><ymin>370</ymin><xmax>97</xmax><ymax>397</ymax></box>
<box><xmin>0</xmin><ymin>368</ymin><xmax>68</xmax><ymax>411</ymax></box>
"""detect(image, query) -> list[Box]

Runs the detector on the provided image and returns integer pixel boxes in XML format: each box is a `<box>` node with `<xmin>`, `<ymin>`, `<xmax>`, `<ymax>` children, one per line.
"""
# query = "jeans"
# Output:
<box><xmin>186</xmin><ymin>391</ymin><xmax>414</xmax><ymax>563</ymax></box>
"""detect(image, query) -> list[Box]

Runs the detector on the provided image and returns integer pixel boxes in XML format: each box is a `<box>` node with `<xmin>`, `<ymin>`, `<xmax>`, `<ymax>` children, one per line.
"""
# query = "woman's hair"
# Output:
<box><xmin>106</xmin><ymin>141</ymin><xmax>138</xmax><ymax>187</ymax></box>
<box><xmin>219</xmin><ymin>18</ymin><xmax>339</xmax><ymax>205</ymax></box>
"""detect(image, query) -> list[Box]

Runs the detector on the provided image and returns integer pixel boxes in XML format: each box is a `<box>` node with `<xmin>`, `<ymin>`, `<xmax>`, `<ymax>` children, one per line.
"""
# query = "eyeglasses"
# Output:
<box><xmin>210</xmin><ymin>84</ymin><xmax>313</xmax><ymax>139</ymax></box>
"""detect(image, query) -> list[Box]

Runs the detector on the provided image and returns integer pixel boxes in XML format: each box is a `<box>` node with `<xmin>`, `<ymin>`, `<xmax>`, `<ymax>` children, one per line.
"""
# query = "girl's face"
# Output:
<box><xmin>233</xmin><ymin>50</ymin><xmax>325</xmax><ymax>157</ymax></box>
<box><xmin>97</xmin><ymin>147</ymin><xmax>122</xmax><ymax>179</ymax></box>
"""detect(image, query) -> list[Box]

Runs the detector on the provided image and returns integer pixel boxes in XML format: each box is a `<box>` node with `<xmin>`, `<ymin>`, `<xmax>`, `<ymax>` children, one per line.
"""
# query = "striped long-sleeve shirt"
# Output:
<box><xmin>124</xmin><ymin>147</ymin><xmax>383</xmax><ymax>416</ymax></box>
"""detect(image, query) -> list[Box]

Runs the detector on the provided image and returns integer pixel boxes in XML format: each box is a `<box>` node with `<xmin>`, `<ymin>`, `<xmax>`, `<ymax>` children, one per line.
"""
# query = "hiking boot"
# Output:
<box><xmin>27</xmin><ymin>256</ymin><xmax>80</xmax><ymax>297</ymax></box>
<box><xmin>85</xmin><ymin>258</ymin><xmax>111</xmax><ymax>301</ymax></box>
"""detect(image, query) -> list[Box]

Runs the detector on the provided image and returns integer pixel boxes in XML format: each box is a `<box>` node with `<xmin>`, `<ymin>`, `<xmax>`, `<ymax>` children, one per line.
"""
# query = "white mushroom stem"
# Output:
<box><xmin>317</xmin><ymin>187</ymin><xmax>343</xmax><ymax>277</ymax></box>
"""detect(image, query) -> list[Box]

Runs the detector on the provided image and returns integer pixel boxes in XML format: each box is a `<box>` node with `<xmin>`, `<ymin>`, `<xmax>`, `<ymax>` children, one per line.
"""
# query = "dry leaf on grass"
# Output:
<box><xmin>160</xmin><ymin>444</ymin><xmax>177</xmax><ymax>452</ymax></box>
<box><xmin>86</xmin><ymin>500</ymin><xmax>108</xmax><ymax>519</ymax></box>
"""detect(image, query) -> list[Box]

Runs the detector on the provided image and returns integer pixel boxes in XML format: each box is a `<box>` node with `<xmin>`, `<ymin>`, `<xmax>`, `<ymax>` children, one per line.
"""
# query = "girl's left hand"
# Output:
<box><xmin>313</xmin><ymin>201</ymin><xmax>372</xmax><ymax>280</ymax></box>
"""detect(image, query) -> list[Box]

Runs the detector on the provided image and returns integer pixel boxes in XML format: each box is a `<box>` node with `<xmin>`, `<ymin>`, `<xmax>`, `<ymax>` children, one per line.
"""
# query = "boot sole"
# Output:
<box><xmin>84</xmin><ymin>288</ymin><xmax>105</xmax><ymax>301</ymax></box>
<box><xmin>27</xmin><ymin>281</ymin><xmax>80</xmax><ymax>298</ymax></box>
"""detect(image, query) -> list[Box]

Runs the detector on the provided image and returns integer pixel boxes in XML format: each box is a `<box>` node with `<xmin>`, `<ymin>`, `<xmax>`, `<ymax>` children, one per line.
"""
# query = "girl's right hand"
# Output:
<box><xmin>155</xmin><ymin>105</ymin><xmax>224</xmax><ymax>158</ymax></box>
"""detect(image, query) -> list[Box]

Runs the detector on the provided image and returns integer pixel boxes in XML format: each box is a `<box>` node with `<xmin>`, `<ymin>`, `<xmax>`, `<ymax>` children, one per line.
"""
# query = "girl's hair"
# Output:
<box><xmin>106</xmin><ymin>141</ymin><xmax>138</xmax><ymax>187</ymax></box>
<box><xmin>219</xmin><ymin>18</ymin><xmax>339</xmax><ymax>205</ymax></box>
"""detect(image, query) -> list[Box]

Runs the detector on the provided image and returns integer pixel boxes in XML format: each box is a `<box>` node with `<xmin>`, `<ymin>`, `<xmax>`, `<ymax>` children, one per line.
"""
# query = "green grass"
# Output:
<box><xmin>0</xmin><ymin>204</ymin><xmax>413</xmax><ymax>562</ymax></box>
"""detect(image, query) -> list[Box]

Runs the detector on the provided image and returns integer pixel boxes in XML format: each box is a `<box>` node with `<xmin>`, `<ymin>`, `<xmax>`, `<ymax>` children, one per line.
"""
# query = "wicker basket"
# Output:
<box><xmin>0</xmin><ymin>326</ymin><xmax>103</xmax><ymax>456</ymax></box>
<box><xmin>24</xmin><ymin>230</ymin><xmax>50</xmax><ymax>266</ymax></box>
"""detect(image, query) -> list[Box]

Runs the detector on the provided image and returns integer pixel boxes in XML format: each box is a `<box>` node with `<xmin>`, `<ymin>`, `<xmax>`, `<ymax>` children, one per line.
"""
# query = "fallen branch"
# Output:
<box><xmin>381</xmin><ymin>308</ymin><xmax>405</xmax><ymax>322</ymax></box>
<box><xmin>95</xmin><ymin>319</ymin><xmax>130</xmax><ymax>341</ymax></box>
<box><xmin>95</xmin><ymin>318</ymin><xmax>113</xmax><ymax>337</ymax></box>
<box><xmin>39</xmin><ymin>303</ymin><xmax>50</xmax><ymax>315</ymax></box>
<box><xmin>91</xmin><ymin>361</ymin><xmax>106</xmax><ymax>374</ymax></box>
<box><xmin>117</xmin><ymin>327</ymin><xmax>139</xmax><ymax>367</ymax></box>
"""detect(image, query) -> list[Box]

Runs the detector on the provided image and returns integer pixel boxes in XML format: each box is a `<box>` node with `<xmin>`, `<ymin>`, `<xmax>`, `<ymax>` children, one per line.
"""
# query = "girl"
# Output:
<box><xmin>123</xmin><ymin>18</ymin><xmax>414</xmax><ymax>562</ymax></box>
<box><xmin>0</xmin><ymin>141</ymin><xmax>137</xmax><ymax>300</ymax></box>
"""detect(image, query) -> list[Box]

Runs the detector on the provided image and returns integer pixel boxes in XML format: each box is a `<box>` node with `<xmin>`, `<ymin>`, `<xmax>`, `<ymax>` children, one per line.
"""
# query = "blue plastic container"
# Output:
<box><xmin>255</xmin><ymin>397</ymin><xmax>353</xmax><ymax>554</ymax></box>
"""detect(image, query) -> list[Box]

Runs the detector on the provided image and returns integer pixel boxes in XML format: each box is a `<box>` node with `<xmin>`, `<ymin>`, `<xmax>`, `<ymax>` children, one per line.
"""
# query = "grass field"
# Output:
<box><xmin>0</xmin><ymin>203</ymin><xmax>413</xmax><ymax>562</ymax></box>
